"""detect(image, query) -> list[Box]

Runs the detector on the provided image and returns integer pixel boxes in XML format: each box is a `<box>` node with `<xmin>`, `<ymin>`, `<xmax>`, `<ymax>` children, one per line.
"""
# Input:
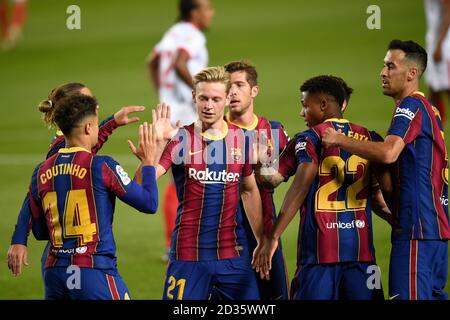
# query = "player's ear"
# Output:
<box><xmin>407</xmin><ymin>67</ymin><xmax>418</xmax><ymax>82</ymax></box>
<box><xmin>320</xmin><ymin>97</ymin><xmax>327</xmax><ymax>112</ymax></box>
<box><xmin>85</xmin><ymin>122</ymin><xmax>92</xmax><ymax>135</ymax></box>
<box><xmin>192</xmin><ymin>90</ymin><xmax>196</xmax><ymax>104</ymax></box>
<box><xmin>225</xmin><ymin>91</ymin><xmax>231</xmax><ymax>106</ymax></box>
<box><xmin>251</xmin><ymin>85</ymin><xmax>259</xmax><ymax>98</ymax></box>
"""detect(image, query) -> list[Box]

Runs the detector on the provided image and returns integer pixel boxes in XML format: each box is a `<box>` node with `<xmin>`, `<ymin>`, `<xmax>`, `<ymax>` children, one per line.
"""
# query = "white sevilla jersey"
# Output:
<box><xmin>153</xmin><ymin>21</ymin><xmax>208</xmax><ymax>124</ymax></box>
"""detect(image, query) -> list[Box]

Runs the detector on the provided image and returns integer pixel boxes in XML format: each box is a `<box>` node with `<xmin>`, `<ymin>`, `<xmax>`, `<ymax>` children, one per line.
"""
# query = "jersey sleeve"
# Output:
<box><xmin>91</xmin><ymin>115</ymin><xmax>118</xmax><ymax>154</ymax></box>
<box><xmin>28</xmin><ymin>165</ymin><xmax>50</xmax><ymax>240</ymax></box>
<box><xmin>387</xmin><ymin>97</ymin><xmax>422</xmax><ymax>144</ymax></box>
<box><xmin>295</xmin><ymin>130</ymin><xmax>320</xmax><ymax>164</ymax></box>
<box><xmin>10</xmin><ymin>194</ymin><xmax>32</xmax><ymax>245</ymax></box>
<box><xmin>159</xmin><ymin>132</ymin><xmax>184</xmax><ymax>172</ymax></box>
<box><xmin>269</xmin><ymin>120</ymin><xmax>290</xmax><ymax>152</ymax></box>
<box><xmin>278</xmin><ymin>138</ymin><xmax>297</xmax><ymax>179</ymax></box>
<box><xmin>101</xmin><ymin>157</ymin><xmax>158</xmax><ymax>214</ymax></box>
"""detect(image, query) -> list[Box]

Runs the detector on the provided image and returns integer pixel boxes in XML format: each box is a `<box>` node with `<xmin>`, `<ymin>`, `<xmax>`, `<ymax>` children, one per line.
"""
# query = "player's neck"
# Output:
<box><xmin>226</xmin><ymin>105</ymin><xmax>256</xmax><ymax>128</ymax></box>
<box><xmin>64</xmin><ymin>136</ymin><xmax>92</xmax><ymax>152</ymax></box>
<box><xmin>201</xmin><ymin>118</ymin><xmax>227</xmax><ymax>132</ymax></box>
<box><xmin>394</xmin><ymin>83</ymin><xmax>420</xmax><ymax>103</ymax></box>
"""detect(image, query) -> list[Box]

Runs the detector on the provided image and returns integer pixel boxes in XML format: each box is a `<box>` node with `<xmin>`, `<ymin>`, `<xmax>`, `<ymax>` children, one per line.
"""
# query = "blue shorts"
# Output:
<box><xmin>162</xmin><ymin>255</ymin><xmax>260</xmax><ymax>300</ymax></box>
<box><xmin>389</xmin><ymin>239</ymin><xmax>448</xmax><ymax>300</ymax></box>
<box><xmin>291</xmin><ymin>262</ymin><xmax>384</xmax><ymax>300</ymax></box>
<box><xmin>44</xmin><ymin>267</ymin><xmax>130</xmax><ymax>300</ymax></box>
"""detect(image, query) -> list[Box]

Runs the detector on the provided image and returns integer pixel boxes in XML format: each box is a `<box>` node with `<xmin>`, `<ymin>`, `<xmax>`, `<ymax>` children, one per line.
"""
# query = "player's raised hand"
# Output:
<box><xmin>127</xmin><ymin>122</ymin><xmax>157</xmax><ymax>165</ymax></box>
<box><xmin>152</xmin><ymin>103</ymin><xmax>182</xmax><ymax>142</ymax></box>
<box><xmin>7</xmin><ymin>244</ymin><xmax>28</xmax><ymax>276</ymax></box>
<box><xmin>114</xmin><ymin>106</ymin><xmax>146</xmax><ymax>126</ymax></box>
<box><xmin>252</xmin><ymin>130</ymin><xmax>271</xmax><ymax>165</ymax></box>
<box><xmin>322</xmin><ymin>127</ymin><xmax>343</xmax><ymax>148</ymax></box>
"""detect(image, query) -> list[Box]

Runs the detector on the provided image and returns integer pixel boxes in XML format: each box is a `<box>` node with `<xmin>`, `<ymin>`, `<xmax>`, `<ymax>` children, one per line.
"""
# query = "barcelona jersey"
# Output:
<box><xmin>293</xmin><ymin>118</ymin><xmax>382</xmax><ymax>264</ymax></box>
<box><xmin>29</xmin><ymin>147</ymin><xmax>158</xmax><ymax>270</ymax></box>
<box><xmin>225</xmin><ymin>114</ymin><xmax>290</xmax><ymax>233</ymax></box>
<box><xmin>159</xmin><ymin>122</ymin><xmax>253</xmax><ymax>261</ymax></box>
<box><xmin>387</xmin><ymin>91</ymin><xmax>450</xmax><ymax>240</ymax></box>
<box><xmin>11</xmin><ymin>115</ymin><xmax>118</xmax><ymax>246</ymax></box>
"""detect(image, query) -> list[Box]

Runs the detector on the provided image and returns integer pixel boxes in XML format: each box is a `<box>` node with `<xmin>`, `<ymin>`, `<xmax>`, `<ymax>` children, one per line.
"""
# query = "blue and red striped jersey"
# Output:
<box><xmin>159</xmin><ymin>122</ymin><xmax>253</xmax><ymax>261</ymax></box>
<box><xmin>387</xmin><ymin>91</ymin><xmax>450</xmax><ymax>240</ymax></box>
<box><xmin>29</xmin><ymin>147</ymin><xmax>158</xmax><ymax>270</ymax></box>
<box><xmin>11</xmin><ymin>115</ymin><xmax>118</xmax><ymax>246</ymax></box>
<box><xmin>293</xmin><ymin>119</ymin><xmax>382</xmax><ymax>264</ymax></box>
<box><xmin>226</xmin><ymin>114</ymin><xmax>290</xmax><ymax>234</ymax></box>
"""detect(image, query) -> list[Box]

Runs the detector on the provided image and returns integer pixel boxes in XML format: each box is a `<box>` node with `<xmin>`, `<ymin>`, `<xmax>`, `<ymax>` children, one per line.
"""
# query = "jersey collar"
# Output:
<box><xmin>324</xmin><ymin>118</ymin><xmax>349</xmax><ymax>123</ymax></box>
<box><xmin>225</xmin><ymin>113</ymin><xmax>258</xmax><ymax>130</ymax></box>
<box><xmin>58</xmin><ymin>147</ymin><xmax>91</xmax><ymax>154</ymax></box>
<box><xmin>195</xmin><ymin>120</ymin><xmax>229</xmax><ymax>141</ymax></box>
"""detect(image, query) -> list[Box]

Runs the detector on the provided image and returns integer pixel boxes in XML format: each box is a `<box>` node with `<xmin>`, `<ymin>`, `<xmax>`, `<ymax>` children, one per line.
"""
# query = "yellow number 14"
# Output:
<box><xmin>42</xmin><ymin>189</ymin><xmax>97</xmax><ymax>247</ymax></box>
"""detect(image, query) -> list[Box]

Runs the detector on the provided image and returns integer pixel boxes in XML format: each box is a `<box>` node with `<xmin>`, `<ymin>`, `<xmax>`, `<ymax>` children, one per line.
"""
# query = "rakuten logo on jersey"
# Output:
<box><xmin>394</xmin><ymin>107</ymin><xmax>415</xmax><ymax>120</ymax></box>
<box><xmin>188</xmin><ymin>168</ymin><xmax>240</xmax><ymax>184</ymax></box>
<box><xmin>326</xmin><ymin>220</ymin><xmax>366</xmax><ymax>229</ymax></box>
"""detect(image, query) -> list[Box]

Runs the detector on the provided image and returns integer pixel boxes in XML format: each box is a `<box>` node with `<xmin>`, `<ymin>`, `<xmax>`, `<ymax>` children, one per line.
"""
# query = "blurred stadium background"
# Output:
<box><xmin>0</xmin><ymin>0</ymin><xmax>447</xmax><ymax>299</ymax></box>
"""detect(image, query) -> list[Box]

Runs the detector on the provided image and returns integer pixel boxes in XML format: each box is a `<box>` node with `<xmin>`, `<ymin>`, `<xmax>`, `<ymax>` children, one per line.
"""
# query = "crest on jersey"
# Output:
<box><xmin>231</xmin><ymin>148</ymin><xmax>242</xmax><ymax>161</ymax></box>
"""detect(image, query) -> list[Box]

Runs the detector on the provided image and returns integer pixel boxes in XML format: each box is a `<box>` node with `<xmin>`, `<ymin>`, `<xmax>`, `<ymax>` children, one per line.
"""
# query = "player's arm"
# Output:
<box><xmin>323</xmin><ymin>131</ymin><xmax>405</xmax><ymax>164</ymax></box>
<box><xmin>146</xmin><ymin>51</ymin><xmax>160</xmax><ymax>91</ymax></box>
<box><xmin>260</xmin><ymin>162</ymin><xmax>317</xmax><ymax>277</ymax></box>
<box><xmin>91</xmin><ymin>106</ymin><xmax>146</xmax><ymax>154</ymax></box>
<box><xmin>174</xmin><ymin>49</ymin><xmax>193</xmax><ymax>88</ymax></box>
<box><xmin>324</xmin><ymin>98</ymin><xmax>423</xmax><ymax>164</ymax></box>
<box><xmin>255</xmin><ymin>138</ymin><xmax>297</xmax><ymax>188</ymax></box>
<box><xmin>240</xmin><ymin>173</ymin><xmax>267</xmax><ymax>278</ymax></box>
<box><xmin>434</xmin><ymin>0</ymin><xmax>450</xmax><ymax>62</ymax></box>
<box><xmin>7</xmin><ymin>194</ymin><xmax>32</xmax><ymax>276</ymax></box>
<box><xmin>370</xmin><ymin>162</ymin><xmax>394</xmax><ymax>225</ymax></box>
<box><xmin>372</xmin><ymin>189</ymin><xmax>393</xmax><ymax>225</ymax></box>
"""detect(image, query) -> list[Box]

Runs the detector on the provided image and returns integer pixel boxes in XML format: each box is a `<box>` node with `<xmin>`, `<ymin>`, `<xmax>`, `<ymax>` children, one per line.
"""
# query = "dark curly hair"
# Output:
<box><xmin>300</xmin><ymin>75</ymin><xmax>346</xmax><ymax>107</ymax></box>
<box><xmin>53</xmin><ymin>94</ymin><xmax>98</xmax><ymax>136</ymax></box>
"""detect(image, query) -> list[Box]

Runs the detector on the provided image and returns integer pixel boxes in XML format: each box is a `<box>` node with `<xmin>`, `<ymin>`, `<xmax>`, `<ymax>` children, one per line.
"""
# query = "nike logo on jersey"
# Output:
<box><xmin>188</xmin><ymin>149</ymin><xmax>203</xmax><ymax>156</ymax></box>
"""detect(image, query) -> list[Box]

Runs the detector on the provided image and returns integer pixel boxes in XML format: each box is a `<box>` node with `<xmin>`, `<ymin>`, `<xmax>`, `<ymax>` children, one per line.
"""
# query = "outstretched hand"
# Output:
<box><xmin>152</xmin><ymin>103</ymin><xmax>182</xmax><ymax>142</ymax></box>
<box><xmin>127</xmin><ymin>122</ymin><xmax>157</xmax><ymax>165</ymax></box>
<box><xmin>114</xmin><ymin>106</ymin><xmax>146</xmax><ymax>127</ymax></box>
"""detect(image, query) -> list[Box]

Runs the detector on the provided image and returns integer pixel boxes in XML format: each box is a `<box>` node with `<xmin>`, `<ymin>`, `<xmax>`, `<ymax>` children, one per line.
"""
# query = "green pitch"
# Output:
<box><xmin>0</xmin><ymin>0</ymin><xmax>447</xmax><ymax>299</ymax></box>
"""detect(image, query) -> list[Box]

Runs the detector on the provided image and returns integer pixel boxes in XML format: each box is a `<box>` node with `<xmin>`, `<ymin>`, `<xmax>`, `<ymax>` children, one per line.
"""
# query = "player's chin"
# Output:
<box><xmin>381</xmin><ymin>88</ymin><xmax>392</xmax><ymax>96</ymax></box>
<box><xmin>199</xmin><ymin>114</ymin><xmax>216</xmax><ymax>124</ymax></box>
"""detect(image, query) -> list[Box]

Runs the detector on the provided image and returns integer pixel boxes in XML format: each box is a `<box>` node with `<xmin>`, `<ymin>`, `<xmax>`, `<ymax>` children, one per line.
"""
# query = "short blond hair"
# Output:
<box><xmin>193</xmin><ymin>66</ymin><xmax>231</xmax><ymax>93</ymax></box>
